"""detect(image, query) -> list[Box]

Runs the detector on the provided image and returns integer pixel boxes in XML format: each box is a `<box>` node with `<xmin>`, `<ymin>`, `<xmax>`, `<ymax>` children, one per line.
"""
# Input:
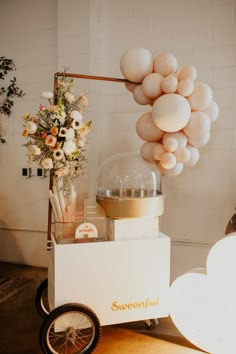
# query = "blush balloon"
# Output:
<box><xmin>177</xmin><ymin>79</ymin><xmax>194</xmax><ymax>97</ymax></box>
<box><xmin>152</xmin><ymin>93</ymin><xmax>191</xmax><ymax>132</ymax></box>
<box><xmin>142</xmin><ymin>73</ymin><xmax>163</xmax><ymax>99</ymax></box>
<box><xmin>188</xmin><ymin>132</ymin><xmax>210</xmax><ymax>148</ymax></box>
<box><xmin>140</xmin><ymin>142</ymin><xmax>157</xmax><ymax>163</ymax></box>
<box><xmin>125</xmin><ymin>82</ymin><xmax>138</xmax><ymax>92</ymax></box>
<box><xmin>163</xmin><ymin>136</ymin><xmax>179</xmax><ymax>152</ymax></box>
<box><xmin>120</xmin><ymin>47</ymin><xmax>153</xmax><ymax>83</ymax></box>
<box><xmin>187</xmin><ymin>82</ymin><xmax>213</xmax><ymax>111</ymax></box>
<box><xmin>136</xmin><ymin>112</ymin><xmax>164</xmax><ymax>142</ymax></box>
<box><xmin>160</xmin><ymin>152</ymin><xmax>177</xmax><ymax>169</ymax></box>
<box><xmin>178</xmin><ymin>65</ymin><xmax>197</xmax><ymax>81</ymax></box>
<box><xmin>174</xmin><ymin>146</ymin><xmax>191</xmax><ymax>164</ymax></box>
<box><xmin>163</xmin><ymin>132</ymin><xmax>188</xmax><ymax>147</ymax></box>
<box><xmin>159</xmin><ymin>162</ymin><xmax>184</xmax><ymax>176</ymax></box>
<box><xmin>153</xmin><ymin>52</ymin><xmax>178</xmax><ymax>77</ymax></box>
<box><xmin>153</xmin><ymin>142</ymin><xmax>165</xmax><ymax>160</ymax></box>
<box><xmin>133</xmin><ymin>85</ymin><xmax>153</xmax><ymax>105</ymax></box>
<box><xmin>161</xmin><ymin>74</ymin><xmax>178</xmax><ymax>93</ymax></box>
<box><xmin>203</xmin><ymin>101</ymin><xmax>219</xmax><ymax>123</ymax></box>
<box><xmin>183</xmin><ymin>111</ymin><xmax>211</xmax><ymax>139</ymax></box>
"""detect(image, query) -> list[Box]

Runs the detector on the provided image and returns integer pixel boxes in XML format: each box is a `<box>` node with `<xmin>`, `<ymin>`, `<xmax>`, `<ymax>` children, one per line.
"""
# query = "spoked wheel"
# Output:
<box><xmin>40</xmin><ymin>303</ymin><xmax>101</xmax><ymax>354</ymax></box>
<box><xmin>35</xmin><ymin>278</ymin><xmax>50</xmax><ymax>318</ymax></box>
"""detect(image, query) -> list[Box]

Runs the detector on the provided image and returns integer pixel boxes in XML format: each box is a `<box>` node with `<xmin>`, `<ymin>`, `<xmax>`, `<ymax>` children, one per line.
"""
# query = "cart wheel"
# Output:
<box><xmin>35</xmin><ymin>278</ymin><xmax>50</xmax><ymax>318</ymax></box>
<box><xmin>40</xmin><ymin>303</ymin><xmax>101</xmax><ymax>354</ymax></box>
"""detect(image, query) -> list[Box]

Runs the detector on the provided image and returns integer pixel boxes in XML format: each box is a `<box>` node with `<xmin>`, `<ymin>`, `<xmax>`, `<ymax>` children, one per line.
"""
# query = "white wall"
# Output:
<box><xmin>0</xmin><ymin>0</ymin><xmax>235</xmax><ymax>280</ymax></box>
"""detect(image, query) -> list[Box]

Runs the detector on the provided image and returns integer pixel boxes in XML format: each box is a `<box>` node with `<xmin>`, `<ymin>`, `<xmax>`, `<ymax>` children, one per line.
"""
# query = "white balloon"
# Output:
<box><xmin>142</xmin><ymin>73</ymin><xmax>163</xmax><ymax>99</ymax></box>
<box><xmin>133</xmin><ymin>85</ymin><xmax>153</xmax><ymax>105</ymax></box>
<box><xmin>152</xmin><ymin>94</ymin><xmax>191</xmax><ymax>132</ymax></box>
<box><xmin>183</xmin><ymin>111</ymin><xmax>211</xmax><ymax>139</ymax></box>
<box><xmin>187</xmin><ymin>82</ymin><xmax>213</xmax><ymax>111</ymax></box>
<box><xmin>203</xmin><ymin>101</ymin><xmax>219</xmax><ymax>123</ymax></box>
<box><xmin>154</xmin><ymin>52</ymin><xmax>178</xmax><ymax>77</ymax></box>
<box><xmin>120</xmin><ymin>47</ymin><xmax>153</xmax><ymax>83</ymax></box>
<box><xmin>136</xmin><ymin>112</ymin><xmax>164</xmax><ymax>142</ymax></box>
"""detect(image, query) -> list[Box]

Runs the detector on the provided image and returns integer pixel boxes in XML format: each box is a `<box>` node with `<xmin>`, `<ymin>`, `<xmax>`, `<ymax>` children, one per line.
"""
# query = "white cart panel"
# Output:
<box><xmin>48</xmin><ymin>233</ymin><xmax>170</xmax><ymax>326</ymax></box>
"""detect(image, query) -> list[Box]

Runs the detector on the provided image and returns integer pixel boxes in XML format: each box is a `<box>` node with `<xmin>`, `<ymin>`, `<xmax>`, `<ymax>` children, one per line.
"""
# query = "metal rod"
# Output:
<box><xmin>54</xmin><ymin>72</ymin><xmax>130</xmax><ymax>83</ymax></box>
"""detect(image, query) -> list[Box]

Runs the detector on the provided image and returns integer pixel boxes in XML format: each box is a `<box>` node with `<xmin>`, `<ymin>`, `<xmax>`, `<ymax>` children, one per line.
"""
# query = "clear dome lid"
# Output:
<box><xmin>97</xmin><ymin>152</ymin><xmax>162</xmax><ymax>198</ymax></box>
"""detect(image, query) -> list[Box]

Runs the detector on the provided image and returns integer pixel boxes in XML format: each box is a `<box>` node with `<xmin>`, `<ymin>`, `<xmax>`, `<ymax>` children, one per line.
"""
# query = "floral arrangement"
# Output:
<box><xmin>22</xmin><ymin>73</ymin><xmax>92</xmax><ymax>188</ymax></box>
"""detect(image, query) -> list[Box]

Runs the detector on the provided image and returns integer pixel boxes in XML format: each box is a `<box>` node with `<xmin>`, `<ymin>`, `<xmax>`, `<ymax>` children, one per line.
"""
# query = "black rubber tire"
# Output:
<box><xmin>35</xmin><ymin>278</ymin><xmax>50</xmax><ymax>318</ymax></box>
<box><xmin>40</xmin><ymin>303</ymin><xmax>101</xmax><ymax>353</ymax></box>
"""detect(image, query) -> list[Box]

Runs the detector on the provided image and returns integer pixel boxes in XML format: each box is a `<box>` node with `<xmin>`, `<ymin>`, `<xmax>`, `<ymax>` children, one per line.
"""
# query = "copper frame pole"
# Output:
<box><xmin>47</xmin><ymin>72</ymin><xmax>131</xmax><ymax>250</ymax></box>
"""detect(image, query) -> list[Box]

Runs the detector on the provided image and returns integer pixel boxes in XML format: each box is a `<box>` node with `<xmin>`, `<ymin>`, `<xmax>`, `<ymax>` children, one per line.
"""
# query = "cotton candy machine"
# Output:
<box><xmin>96</xmin><ymin>152</ymin><xmax>164</xmax><ymax>218</ymax></box>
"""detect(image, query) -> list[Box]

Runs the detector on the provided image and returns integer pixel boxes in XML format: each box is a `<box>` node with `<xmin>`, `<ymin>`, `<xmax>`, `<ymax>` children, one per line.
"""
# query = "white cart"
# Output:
<box><xmin>37</xmin><ymin>232</ymin><xmax>170</xmax><ymax>353</ymax></box>
<box><xmin>36</xmin><ymin>72</ymin><xmax>171</xmax><ymax>353</ymax></box>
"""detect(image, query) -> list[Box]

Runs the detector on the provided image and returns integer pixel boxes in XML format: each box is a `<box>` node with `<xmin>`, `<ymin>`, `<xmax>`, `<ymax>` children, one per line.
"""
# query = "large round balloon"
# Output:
<box><xmin>154</xmin><ymin>52</ymin><xmax>178</xmax><ymax>77</ymax></box>
<box><xmin>140</xmin><ymin>142</ymin><xmax>157</xmax><ymax>163</ymax></box>
<box><xmin>136</xmin><ymin>112</ymin><xmax>164</xmax><ymax>142</ymax></box>
<box><xmin>187</xmin><ymin>82</ymin><xmax>213</xmax><ymax>111</ymax></box>
<box><xmin>120</xmin><ymin>48</ymin><xmax>153</xmax><ymax>83</ymax></box>
<box><xmin>152</xmin><ymin>94</ymin><xmax>191</xmax><ymax>132</ymax></box>
<box><xmin>142</xmin><ymin>73</ymin><xmax>163</xmax><ymax>99</ymax></box>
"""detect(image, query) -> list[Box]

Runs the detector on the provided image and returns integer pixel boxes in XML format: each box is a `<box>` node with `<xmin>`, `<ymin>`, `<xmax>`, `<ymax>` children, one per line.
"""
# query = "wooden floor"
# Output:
<box><xmin>0</xmin><ymin>262</ymin><xmax>206</xmax><ymax>354</ymax></box>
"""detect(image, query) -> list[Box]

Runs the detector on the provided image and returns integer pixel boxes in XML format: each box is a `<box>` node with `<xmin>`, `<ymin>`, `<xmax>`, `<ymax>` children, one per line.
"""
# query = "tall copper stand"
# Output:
<box><xmin>47</xmin><ymin>72</ymin><xmax>129</xmax><ymax>250</ymax></box>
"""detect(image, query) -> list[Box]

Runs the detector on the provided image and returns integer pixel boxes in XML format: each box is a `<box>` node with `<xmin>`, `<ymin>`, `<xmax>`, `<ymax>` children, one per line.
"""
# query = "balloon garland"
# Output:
<box><xmin>120</xmin><ymin>48</ymin><xmax>219</xmax><ymax>176</ymax></box>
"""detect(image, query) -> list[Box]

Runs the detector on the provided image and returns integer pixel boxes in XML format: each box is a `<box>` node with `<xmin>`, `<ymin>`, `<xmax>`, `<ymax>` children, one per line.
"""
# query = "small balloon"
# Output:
<box><xmin>140</xmin><ymin>142</ymin><xmax>157</xmax><ymax>163</ymax></box>
<box><xmin>163</xmin><ymin>136</ymin><xmax>179</xmax><ymax>152</ymax></box>
<box><xmin>174</xmin><ymin>146</ymin><xmax>191</xmax><ymax>164</ymax></box>
<box><xmin>153</xmin><ymin>52</ymin><xmax>178</xmax><ymax>77</ymax></box>
<box><xmin>142</xmin><ymin>73</ymin><xmax>163</xmax><ymax>99</ymax></box>
<box><xmin>125</xmin><ymin>82</ymin><xmax>138</xmax><ymax>92</ymax></box>
<box><xmin>120</xmin><ymin>47</ymin><xmax>153</xmax><ymax>83</ymax></box>
<box><xmin>203</xmin><ymin>101</ymin><xmax>219</xmax><ymax>123</ymax></box>
<box><xmin>152</xmin><ymin>93</ymin><xmax>191</xmax><ymax>132</ymax></box>
<box><xmin>133</xmin><ymin>85</ymin><xmax>153</xmax><ymax>105</ymax></box>
<box><xmin>163</xmin><ymin>132</ymin><xmax>188</xmax><ymax>147</ymax></box>
<box><xmin>185</xmin><ymin>145</ymin><xmax>200</xmax><ymax>167</ymax></box>
<box><xmin>183</xmin><ymin>111</ymin><xmax>211</xmax><ymax>139</ymax></box>
<box><xmin>136</xmin><ymin>112</ymin><xmax>164</xmax><ymax>142</ymax></box>
<box><xmin>187</xmin><ymin>82</ymin><xmax>213</xmax><ymax>111</ymax></box>
<box><xmin>177</xmin><ymin>79</ymin><xmax>194</xmax><ymax>97</ymax></box>
<box><xmin>160</xmin><ymin>152</ymin><xmax>177</xmax><ymax>169</ymax></box>
<box><xmin>178</xmin><ymin>65</ymin><xmax>197</xmax><ymax>81</ymax></box>
<box><xmin>159</xmin><ymin>162</ymin><xmax>184</xmax><ymax>176</ymax></box>
<box><xmin>153</xmin><ymin>142</ymin><xmax>165</xmax><ymax>160</ymax></box>
<box><xmin>161</xmin><ymin>74</ymin><xmax>178</xmax><ymax>93</ymax></box>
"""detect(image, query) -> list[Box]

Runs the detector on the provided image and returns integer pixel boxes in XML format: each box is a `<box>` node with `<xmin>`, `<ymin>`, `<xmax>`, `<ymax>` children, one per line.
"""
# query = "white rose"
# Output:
<box><xmin>71</xmin><ymin>110</ymin><xmax>83</xmax><ymax>121</ymax></box>
<box><xmin>41</xmin><ymin>91</ymin><xmax>53</xmax><ymax>99</ymax></box>
<box><xmin>66</xmin><ymin>128</ymin><xmax>75</xmax><ymax>140</ymax></box>
<box><xmin>41</xmin><ymin>158</ymin><xmax>53</xmax><ymax>169</ymax></box>
<box><xmin>28</xmin><ymin>144</ymin><xmax>41</xmax><ymax>155</ymax></box>
<box><xmin>63</xmin><ymin>140</ymin><xmax>76</xmax><ymax>155</ymax></box>
<box><xmin>65</xmin><ymin>92</ymin><xmax>75</xmax><ymax>103</ymax></box>
<box><xmin>26</xmin><ymin>121</ymin><xmax>37</xmax><ymax>134</ymax></box>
